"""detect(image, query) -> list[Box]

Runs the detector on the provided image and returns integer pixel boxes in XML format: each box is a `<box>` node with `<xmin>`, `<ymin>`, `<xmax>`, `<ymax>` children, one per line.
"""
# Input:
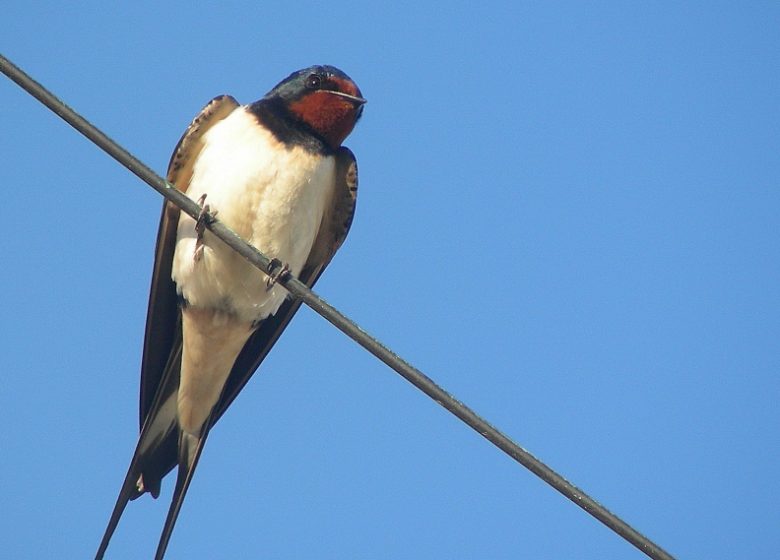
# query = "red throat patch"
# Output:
<box><xmin>288</xmin><ymin>77</ymin><xmax>362</xmax><ymax>149</ymax></box>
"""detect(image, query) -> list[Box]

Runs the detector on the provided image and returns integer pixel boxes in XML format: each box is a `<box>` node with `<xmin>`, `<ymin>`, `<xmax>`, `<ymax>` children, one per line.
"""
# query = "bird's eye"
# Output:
<box><xmin>305</xmin><ymin>74</ymin><xmax>322</xmax><ymax>90</ymax></box>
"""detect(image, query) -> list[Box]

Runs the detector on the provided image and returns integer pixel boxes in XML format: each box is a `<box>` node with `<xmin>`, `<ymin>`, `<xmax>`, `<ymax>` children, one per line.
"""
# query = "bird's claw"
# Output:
<box><xmin>194</xmin><ymin>194</ymin><xmax>218</xmax><ymax>262</ymax></box>
<box><xmin>265</xmin><ymin>258</ymin><xmax>291</xmax><ymax>290</ymax></box>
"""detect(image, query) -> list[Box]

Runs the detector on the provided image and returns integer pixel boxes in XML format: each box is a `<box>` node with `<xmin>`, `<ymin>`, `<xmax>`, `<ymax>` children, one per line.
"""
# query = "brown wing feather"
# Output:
<box><xmin>139</xmin><ymin>95</ymin><xmax>240</xmax><ymax>426</ymax></box>
<box><xmin>96</xmin><ymin>95</ymin><xmax>243</xmax><ymax>559</ymax></box>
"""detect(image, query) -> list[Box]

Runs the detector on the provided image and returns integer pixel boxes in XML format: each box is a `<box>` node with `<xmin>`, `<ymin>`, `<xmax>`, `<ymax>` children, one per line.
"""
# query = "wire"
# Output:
<box><xmin>0</xmin><ymin>53</ymin><xmax>676</xmax><ymax>560</ymax></box>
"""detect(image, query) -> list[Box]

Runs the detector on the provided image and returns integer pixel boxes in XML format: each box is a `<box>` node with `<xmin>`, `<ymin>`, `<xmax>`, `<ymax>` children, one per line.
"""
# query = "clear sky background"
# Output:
<box><xmin>2</xmin><ymin>2</ymin><xmax>778</xmax><ymax>559</ymax></box>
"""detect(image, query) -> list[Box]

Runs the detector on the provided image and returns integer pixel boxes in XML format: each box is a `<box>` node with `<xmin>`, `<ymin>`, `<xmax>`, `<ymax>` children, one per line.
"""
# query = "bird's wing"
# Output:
<box><xmin>214</xmin><ymin>145</ymin><xmax>359</xmax><ymax>421</ymax></box>
<box><xmin>95</xmin><ymin>95</ymin><xmax>239</xmax><ymax>560</ymax></box>
<box><xmin>139</xmin><ymin>94</ymin><xmax>241</xmax><ymax>426</ymax></box>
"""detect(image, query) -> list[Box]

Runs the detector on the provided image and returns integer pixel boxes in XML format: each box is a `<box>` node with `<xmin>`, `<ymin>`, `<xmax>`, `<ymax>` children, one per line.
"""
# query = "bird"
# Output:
<box><xmin>96</xmin><ymin>65</ymin><xmax>365</xmax><ymax>559</ymax></box>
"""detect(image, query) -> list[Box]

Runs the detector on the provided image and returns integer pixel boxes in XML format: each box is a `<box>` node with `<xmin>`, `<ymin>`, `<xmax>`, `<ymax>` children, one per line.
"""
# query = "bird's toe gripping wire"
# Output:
<box><xmin>265</xmin><ymin>258</ymin><xmax>291</xmax><ymax>290</ymax></box>
<box><xmin>193</xmin><ymin>193</ymin><xmax>217</xmax><ymax>262</ymax></box>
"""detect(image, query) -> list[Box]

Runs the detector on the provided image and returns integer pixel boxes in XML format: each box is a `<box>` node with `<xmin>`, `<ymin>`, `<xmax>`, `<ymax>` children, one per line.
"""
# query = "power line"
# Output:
<box><xmin>0</xmin><ymin>53</ymin><xmax>676</xmax><ymax>560</ymax></box>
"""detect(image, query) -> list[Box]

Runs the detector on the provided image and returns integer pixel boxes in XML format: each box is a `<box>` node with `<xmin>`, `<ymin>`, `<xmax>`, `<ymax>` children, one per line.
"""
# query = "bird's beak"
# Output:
<box><xmin>325</xmin><ymin>90</ymin><xmax>367</xmax><ymax>105</ymax></box>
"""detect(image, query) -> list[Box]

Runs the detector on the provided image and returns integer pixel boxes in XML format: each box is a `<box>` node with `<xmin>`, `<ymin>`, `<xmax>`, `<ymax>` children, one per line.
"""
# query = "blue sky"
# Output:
<box><xmin>2</xmin><ymin>2</ymin><xmax>778</xmax><ymax>559</ymax></box>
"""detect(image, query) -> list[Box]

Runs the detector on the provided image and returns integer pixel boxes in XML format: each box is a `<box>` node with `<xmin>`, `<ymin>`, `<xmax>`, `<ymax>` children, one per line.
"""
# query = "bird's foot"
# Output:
<box><xmin>194</xmin><ymin>194</ymin><xmax>218</xmax><ymax>262</ymax></box>
<box><xmin>265</xmin><ymin>258</ymin><xmax>291</xmax><ymax>290</ymax></box>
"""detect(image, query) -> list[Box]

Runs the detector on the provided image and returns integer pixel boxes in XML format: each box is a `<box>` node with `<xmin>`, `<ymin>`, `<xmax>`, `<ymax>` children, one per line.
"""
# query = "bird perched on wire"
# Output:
<box><xmin>96</xmin><ymin>65</ymin><xmax>365</xmax><ymax>559</ymax></box>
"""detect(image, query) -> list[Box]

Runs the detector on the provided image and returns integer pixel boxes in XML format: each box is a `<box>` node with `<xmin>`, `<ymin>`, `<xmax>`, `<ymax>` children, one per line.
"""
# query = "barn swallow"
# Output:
<box><xmin>96</xmin><ymin>66</ymin><xmax>364</xmax><ymax>559</ymax></box>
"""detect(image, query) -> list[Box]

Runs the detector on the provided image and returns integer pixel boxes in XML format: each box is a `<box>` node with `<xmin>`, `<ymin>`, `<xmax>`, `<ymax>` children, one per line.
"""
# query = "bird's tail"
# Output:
<box><xmin>95</xmin><ymin>351</ymin><xmax>181</xmax><ymax>559</ymax></box>
<box><xmin>94</xmin><ymin>411</ymin><xmax>178</xmax><ymax>559</ymax></box>
<box><xmin>154</xmin><ymin>424</ymin><xmax>211</xmax><ymax>560</ymax></box>
<box><xmin>94</xmin><ymin>453</ymin><xmax>143</xmax><ymax>559</ymax></box>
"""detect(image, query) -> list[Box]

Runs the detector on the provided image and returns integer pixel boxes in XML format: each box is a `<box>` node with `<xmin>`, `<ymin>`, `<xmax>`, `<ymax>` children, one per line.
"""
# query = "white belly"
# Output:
<box><xmin>171</xmin><ymin>107</ymin><xmax>335</xmax><ymax>323</ymax></box>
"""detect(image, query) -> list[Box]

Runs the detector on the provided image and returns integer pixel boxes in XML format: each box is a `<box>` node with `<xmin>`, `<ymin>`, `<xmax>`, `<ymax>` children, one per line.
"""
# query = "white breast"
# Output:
<box><xmin>171</xmin><ymin>107</ymin><xmax>335</xmax><ymax>323</ymax></box>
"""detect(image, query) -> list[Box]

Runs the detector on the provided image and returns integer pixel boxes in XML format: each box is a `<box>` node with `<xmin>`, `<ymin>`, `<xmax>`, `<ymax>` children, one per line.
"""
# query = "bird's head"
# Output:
<box><xmin>265</xmin><ymin>65</ymin><xmax>365</xmax><ymax>149</ymax></box>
